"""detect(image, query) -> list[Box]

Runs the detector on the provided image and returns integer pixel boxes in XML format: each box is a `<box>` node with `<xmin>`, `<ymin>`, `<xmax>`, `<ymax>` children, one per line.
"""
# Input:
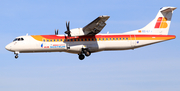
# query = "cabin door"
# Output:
<box><xmin>130</xmin><ymin>35</ymin><xmax>136</xmax><ymax>49</ymax></box>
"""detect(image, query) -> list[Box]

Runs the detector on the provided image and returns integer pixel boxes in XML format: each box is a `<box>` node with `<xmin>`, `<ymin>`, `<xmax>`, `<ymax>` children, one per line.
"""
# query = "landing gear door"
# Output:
<box><xmin>130</xmin><ymin>35</ymin><xmax>136</xmax><ymax>49</ymax></box>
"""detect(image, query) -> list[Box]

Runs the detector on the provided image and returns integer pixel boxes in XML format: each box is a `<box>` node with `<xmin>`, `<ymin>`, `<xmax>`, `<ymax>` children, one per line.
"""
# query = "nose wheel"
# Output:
<box><xmin>15</xmin><ymin>55</ymin><xmax>18</xmax><ymax>59</ymax></box>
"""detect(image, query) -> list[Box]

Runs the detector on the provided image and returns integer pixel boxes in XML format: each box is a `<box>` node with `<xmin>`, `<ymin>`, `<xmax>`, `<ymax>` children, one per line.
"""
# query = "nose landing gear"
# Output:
<box><xmin>14</xmin><ymin>51</ymin><xmax>19</xmax><ymax>59</ymax></box>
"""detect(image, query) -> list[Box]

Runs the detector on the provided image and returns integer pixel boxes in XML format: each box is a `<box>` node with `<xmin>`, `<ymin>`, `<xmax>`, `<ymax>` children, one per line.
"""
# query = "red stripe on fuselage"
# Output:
<box><xmin>40</xmin><ymin>35</ymin><xmax>175</xmax><ymax>39</ymax></box>
<box><xmin>41</xmin><ymin>35</ymin><xmax>65</xmax><ymax>39</ymax></box>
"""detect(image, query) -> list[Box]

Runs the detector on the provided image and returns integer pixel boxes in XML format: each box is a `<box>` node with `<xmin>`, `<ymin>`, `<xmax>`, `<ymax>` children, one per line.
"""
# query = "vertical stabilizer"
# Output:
<box><xmin>123</xmin><ymin>7</ymin><xmax>176</xmax><ymax>35</ymax></box>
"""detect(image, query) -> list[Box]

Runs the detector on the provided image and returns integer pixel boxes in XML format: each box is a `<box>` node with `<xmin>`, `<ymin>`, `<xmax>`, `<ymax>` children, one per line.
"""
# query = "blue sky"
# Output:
<box><xmin>1</xmin><ymin>0</ymin><xmax>180</xmax><ymax>91</ymax></box>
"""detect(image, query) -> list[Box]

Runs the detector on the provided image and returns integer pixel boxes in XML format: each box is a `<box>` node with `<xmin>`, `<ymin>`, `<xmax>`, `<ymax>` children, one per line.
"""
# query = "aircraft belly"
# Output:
<box><xmin>100</xmin><ymin>41</ymin><xmax>132</xmax><ymax>50</ymax></box>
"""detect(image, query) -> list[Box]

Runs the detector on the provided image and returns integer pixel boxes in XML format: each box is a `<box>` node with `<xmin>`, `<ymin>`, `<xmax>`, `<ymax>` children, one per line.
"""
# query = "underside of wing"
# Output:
<box><xmin>83</xmin><ymin>15</ymin><xmax>110</xmax><ymax>35</ymax></box>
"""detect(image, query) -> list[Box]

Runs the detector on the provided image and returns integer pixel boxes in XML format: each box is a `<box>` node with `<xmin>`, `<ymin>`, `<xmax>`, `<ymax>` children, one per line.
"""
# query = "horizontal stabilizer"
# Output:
<box><xmin>160</xmin><ymin>7</ymin><xmax>177</xmax><ymax>13</ymax></box>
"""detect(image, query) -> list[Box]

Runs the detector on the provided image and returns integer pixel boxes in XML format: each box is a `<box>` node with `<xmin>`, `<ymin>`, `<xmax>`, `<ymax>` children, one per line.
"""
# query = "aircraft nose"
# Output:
<box><xmin>5</xmin><ymin>44</ymin><xmax>11</xmax><ymax>51</ymax></box>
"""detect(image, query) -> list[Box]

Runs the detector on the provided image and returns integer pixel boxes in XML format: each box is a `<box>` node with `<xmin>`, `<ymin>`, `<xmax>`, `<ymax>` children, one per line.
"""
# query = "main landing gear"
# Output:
<box><xmin>79</xmin><ymin>54</ymin><xmax>85</xmax><ymax>60</ymax></box>
<box><xmin>78</xmin><ymin>48</ymin><xmax>91</xmax><ymax>60</ymax></box>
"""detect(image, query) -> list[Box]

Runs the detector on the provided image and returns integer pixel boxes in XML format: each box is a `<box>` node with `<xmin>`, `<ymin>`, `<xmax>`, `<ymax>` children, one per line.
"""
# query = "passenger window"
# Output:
<box><xmin>116</xmin><ymin>38</ymin><xmax>118</xmax><ymax>40</ymax></box>
<box><xmin>99</xmin><ymin>38</ymin><xmax>101</xmax><ymax>41</ymax></box>
<box><xmin>81</xmin><ymin>39</ymin><xmax>83</xmax><ymax>41</ymax></box>
<box><xmin>126</xmin><ymin>38</ymin><xmax>128</xmax><ymax>40</ymax></box>
<box><xmin>92</xmin><ymin>38</ymin><xmax>94</xmax><ymax>41</ymax></box>
<box><xmin>50</xmin><ymin>39</ymin><xmax>52</xmax><ymax>42</ymax></box>
<box><xmin>123</xmin><ymin>38</ymin><xmax>125</xmax><ymax>40</ymax></box>
<box><xmin>119</xmin><ymin>38</ymin><xmax>121</xmax><ymax>40</ymax></box>
<box><xmin>54</xmin><ymin>39</ymin><xmax>56</xmax><ymax>42</ymax></box>
<box><xmin>43</xmin><ymin>39</ymin><xmax>45</xmax><ymax>42</ymax></box>
<box><xmin>47</xmin><ymin>40</ymin><xmax>49</xmax><ymax>42</ymax></box>
<box><xmin>88</xmin><ymin>38</ymin><xmax>90</xmax><ymax>41</ymax></box>
<box><xmin>57</xmin><ymin>39</ymin><xmax>59</xmax><ymax>42</ymax></box>
<box><xmin>106</xmin><ymin>38</ymin><xmax>108</xmax><ymax>40</ymax></box>
<box><xmin>85</xmin><ymin>39</ymin><xmax>87</xmax><ymax>41</ymax></box>
<box><xmin>60</xmin><ymin>39</ymin><xmax>62</xmax><ymax>41</ymax></box>
<box><xmin>78</xmin><ymin>39</ymin><xmax>80</xmax><ymax>41</ymax></box>
<box><xmin>102</xmin><ymin>38</ymin><xmax>104</xmax><ymax>41</ymax></box>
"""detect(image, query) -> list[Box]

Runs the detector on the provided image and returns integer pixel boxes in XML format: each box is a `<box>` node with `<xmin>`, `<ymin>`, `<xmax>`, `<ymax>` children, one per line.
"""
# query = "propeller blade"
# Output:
<box><xmin>68</xmin><ymin>21</ymin><xmax>70</xmax><ymax>31</ymax></box>
<box><xmin>65</xmin><ymin>21</ymin><xmax>71</xmax><ymax>37</ymax></box>
<box><xmin>55</xmin><ymin>29</ymin><xmax>57</xmax><ymax>35</ymax></box>
<box><xmin>66</xmin><ymin>21</ymin><xmax>70</xmax><ymax>31</ymax></box>
<box><xmin>57</xmin><ymin>29</ymin><xmax>59</xmax><ymax>35</ymax></box>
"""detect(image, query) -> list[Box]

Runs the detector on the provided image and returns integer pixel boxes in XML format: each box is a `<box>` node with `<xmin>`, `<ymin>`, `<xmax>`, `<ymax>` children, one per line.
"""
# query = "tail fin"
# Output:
<box><xmin>123</xmin><ymin>7</ymin><xmax>176</xmax><ymax>35</ymax></box>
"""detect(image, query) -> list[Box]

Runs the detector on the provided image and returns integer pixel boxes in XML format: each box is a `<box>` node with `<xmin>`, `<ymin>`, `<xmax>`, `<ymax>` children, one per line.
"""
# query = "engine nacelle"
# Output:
<box><xmin>70</xmin><ymin>28</ymin><xmax>90</xmax><ymax>37</ymax></box>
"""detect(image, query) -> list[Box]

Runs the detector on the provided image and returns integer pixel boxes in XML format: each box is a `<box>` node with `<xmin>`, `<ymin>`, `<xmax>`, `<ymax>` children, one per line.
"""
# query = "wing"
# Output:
<box><xmin>83</xmin><ymin>15</ymin><xmax>110</xmax><ymax>35</ymax></box>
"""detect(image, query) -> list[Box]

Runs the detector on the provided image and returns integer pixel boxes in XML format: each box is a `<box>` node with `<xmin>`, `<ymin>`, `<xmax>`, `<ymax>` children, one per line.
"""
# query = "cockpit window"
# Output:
<box><xmin>13</xmin><ymin>38</ymin><xmax>24</xmax><ymax>41</ymax></box>
<box><xmin>21</xmin><ymin>38</ymin><xmax>24</xmax><ymax>41</ymax></box>
<box><xmin>13</xmin><ymin>38</ymin><xmax>18</xmax><ymax>41</ymax></box>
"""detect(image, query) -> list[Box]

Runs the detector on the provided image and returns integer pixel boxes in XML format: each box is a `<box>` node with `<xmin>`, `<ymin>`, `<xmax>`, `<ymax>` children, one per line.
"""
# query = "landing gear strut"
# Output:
<box><xmin>14</xmin><ymin>51</ymin><xmax>19</xmax><ymax>59</ymax></box>
<box><xmin>78</xmin><ymin>48</ymin><xmax>91</xmax><ymax>60</ymax></box>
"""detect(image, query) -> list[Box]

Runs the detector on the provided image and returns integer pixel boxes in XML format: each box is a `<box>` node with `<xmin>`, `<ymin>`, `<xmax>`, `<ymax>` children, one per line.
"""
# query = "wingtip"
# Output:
<box><xmin>99</xmin><ymin>15</ymin><xmax>110</xmax><ymax>18</ymax></box>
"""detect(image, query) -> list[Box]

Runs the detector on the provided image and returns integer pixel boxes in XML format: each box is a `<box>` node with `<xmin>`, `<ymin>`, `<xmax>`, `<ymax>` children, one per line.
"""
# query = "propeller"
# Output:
<box><xmin>55</xmin><ymin>29</ymin><xmax>59</xmax><ymax>35</ymax></box>
<box><xmin>65</xmin><ymin>21</ymin><xmax>71</xmax><ymax>37</ymax></box>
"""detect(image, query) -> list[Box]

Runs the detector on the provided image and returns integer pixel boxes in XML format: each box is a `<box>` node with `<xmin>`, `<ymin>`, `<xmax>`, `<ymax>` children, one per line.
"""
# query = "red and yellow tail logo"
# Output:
<box><xmin>154</xmin><ymin>17</ymin><xmax>168</xmax><ymax>28</ymax></box>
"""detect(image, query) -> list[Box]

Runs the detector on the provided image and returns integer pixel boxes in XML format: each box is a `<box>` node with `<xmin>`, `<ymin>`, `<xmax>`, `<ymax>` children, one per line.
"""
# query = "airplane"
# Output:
<box><xmin>5</xmin><ymin>6</ymin><xmax>176</xmax><ymax>60</ymax></box>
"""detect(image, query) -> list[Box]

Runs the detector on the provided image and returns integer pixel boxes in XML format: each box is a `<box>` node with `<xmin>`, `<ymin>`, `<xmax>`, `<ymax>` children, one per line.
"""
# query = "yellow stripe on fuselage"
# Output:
<box><xmin>136</xmin><ymin>37</ymin><xmax>175</xmax><ymax>40</ymax></box>
<box><xmin>31</xmin><ymin>35</ymin><xmax>45</xmax><ymax>41</ymax></box>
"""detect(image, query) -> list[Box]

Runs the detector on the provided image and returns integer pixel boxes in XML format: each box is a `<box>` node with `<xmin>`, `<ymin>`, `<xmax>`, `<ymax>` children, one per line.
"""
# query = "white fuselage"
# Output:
<box><xmin>5</xmin><ymin>34</ymin><xmax>175</xmax><ymax>54</ymax></box>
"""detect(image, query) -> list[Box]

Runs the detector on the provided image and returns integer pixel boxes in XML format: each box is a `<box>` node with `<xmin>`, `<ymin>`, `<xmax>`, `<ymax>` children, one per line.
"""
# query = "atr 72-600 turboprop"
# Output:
<box><xmin>5</xmin><ymin>7</ymin><xmax>176</xmax><ymax>60</ymax></box>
